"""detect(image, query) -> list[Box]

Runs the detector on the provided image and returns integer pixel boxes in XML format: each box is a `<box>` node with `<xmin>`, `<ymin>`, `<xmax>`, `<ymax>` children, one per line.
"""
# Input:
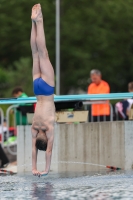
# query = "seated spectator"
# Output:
<box><xmin>0</xmin><ymin>120</ymin><xmax>9</xmax><ymax>168</ymax></box>
<box><xmin>0</xmin><ymin>144</ymin><xmax>9</xmax><ymax>168</ymax></box>
<box><xmin>88</xmin><ymin>69</ymin><xmax>110</xmax><ymax>122</ymax></box>
<box><xmin>115</xmin><ymin>82</ymin><xmax>133</xmax><ymax>120</ymax></box>
<box><xmin>12</xmin><ymin>87</ymin><xmax>28</xmax><ymax>98</ymax></box>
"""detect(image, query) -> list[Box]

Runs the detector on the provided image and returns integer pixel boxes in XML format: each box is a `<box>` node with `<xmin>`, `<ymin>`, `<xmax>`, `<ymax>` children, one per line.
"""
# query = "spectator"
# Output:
<box><xmin>0</xmin><ymin>144</ymin><xmax>9</xmax><ymax>168</ymax></box>
<box><xmin>88</xmin><ymin>69</ymin><xmax>110</xmax><ymax>122</ymax></box>
<box><xmin>115</xmin><ymin>82</ymin><xmax>133</xmax><ymax>120</ymax></box>
<box><xmin>12</xmin><ymin>87</ymin><xmax>28</xmax><ymax>98</ymax></box>
<box><xmin>12</xmin><ymin>87</ymin><xmax>28</xmax><ymax>125</ymax></box>
<box><xmin>0</xmin><ymin>118</ymin><xmax>8</xmax><ymax>168</ymax></box>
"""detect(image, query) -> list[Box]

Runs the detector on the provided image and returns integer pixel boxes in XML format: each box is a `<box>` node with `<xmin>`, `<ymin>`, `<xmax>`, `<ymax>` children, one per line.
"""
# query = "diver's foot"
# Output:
<box><xmin>31</xmin><ymin>4</ymin><xmax>43</xmax><ymax>22</ymax></box>
<box><xmin>31</xmin><ymin>4</ymin><xmax>38</xmax><ymax>21</ymax></box>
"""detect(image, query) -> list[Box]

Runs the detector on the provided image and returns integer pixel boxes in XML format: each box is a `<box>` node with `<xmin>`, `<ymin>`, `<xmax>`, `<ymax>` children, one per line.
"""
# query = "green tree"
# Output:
<box><xmin>60</xmin><ymin>0</ymin><xmax>133</xmax><ymax>93</ymax></box>
<box><xmin>0</xmin><ymin>0</ymin><xmax>55</xmax><ymax>67</ymax></box>
<box><xmin>0</xmin><ymin>0</ymin><xmax>55</xmax><ymax>96</ymax></box>
<box><xmin>0</xmin><ymin>0</ymin><xmax>133</xmax><ymax>96</ymax></box>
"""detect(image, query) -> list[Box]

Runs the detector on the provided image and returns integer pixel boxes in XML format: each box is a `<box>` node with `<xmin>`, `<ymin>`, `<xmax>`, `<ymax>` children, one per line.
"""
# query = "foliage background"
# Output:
<box><xmin>0</xmin><ymin>0</ymin><xmax>133</xmax><ymax>97</ymax></box>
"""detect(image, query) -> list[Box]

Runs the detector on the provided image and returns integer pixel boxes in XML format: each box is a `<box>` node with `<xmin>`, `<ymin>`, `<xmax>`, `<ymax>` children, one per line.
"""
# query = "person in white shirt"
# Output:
<box><xmin>116</xmin><ymin>82</ymin><xmax>133</xmax><ymax>120</ymax></box>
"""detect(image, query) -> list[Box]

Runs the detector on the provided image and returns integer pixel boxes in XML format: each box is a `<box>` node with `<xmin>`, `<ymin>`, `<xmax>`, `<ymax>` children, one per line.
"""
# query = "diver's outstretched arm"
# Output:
<box><xmin>32</xmin><ymin>137</ymin><xmax>41</xmax><ymax>176</ymax></box>
<box><xmin>40</xmin><ymin>127</ymin><xmax>54</xmax><ymax>175</ymax></box>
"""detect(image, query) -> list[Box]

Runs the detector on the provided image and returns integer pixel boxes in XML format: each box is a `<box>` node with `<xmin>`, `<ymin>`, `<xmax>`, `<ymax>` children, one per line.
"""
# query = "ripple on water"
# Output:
<box><xmin>1</xmin><ymin>170</ymin><xmax>133</xmax><ymax>200</ymax></box>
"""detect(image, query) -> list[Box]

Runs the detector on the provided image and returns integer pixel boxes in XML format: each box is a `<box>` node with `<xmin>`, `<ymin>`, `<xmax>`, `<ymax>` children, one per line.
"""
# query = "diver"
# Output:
<box><xmin>31</xmin><ymin>4</ymin><xmax>55</xmax><ymax>176</ymax></box>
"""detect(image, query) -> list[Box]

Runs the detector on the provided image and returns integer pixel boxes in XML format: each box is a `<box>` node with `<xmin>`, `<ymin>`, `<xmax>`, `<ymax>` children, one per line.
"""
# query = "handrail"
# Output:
<box><xmin>5</xmin><ymin>105</ymin><xmax>19</xmax><ymax>155</ymax></box>
<box><xmin>0</xmin><ymin>93</ymin><xmax>132</xmax><ymax>104</ymax></box>
<box><xmin>0</xmin><ymin>108</ymin><xmax>4</xmax><ymax>147</ymax></box>
<box><xmin>83</xmin><ymin>101</ymin><xmax>113</xmax><ymax>122</ymax></box>
<box><xmin>3</xmin><ymin>94</ymin><xmax>132</xmax><ymax>155</ymax></box>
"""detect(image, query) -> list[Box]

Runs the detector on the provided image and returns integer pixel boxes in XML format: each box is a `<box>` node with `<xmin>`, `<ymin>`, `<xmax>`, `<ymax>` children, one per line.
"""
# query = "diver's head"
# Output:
<box><xmin>36</xmin><ymin>130</ymin><xmax>48</xmax><ymax>151</ymax></box>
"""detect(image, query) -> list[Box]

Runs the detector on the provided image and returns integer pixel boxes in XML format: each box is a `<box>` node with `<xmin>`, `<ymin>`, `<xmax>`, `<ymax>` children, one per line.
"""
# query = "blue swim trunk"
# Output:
<box><xmin>33</xmin><ymin>78</ymin><xmax>54</xmax><ymax>96</ymax></box>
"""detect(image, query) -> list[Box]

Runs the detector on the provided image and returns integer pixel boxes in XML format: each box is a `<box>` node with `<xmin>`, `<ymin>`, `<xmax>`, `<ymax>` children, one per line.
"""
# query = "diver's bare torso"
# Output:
<box><xmin>32</xmin><ymin>95</ymin><xmax>55</xmax><ymax>137</ymax></box>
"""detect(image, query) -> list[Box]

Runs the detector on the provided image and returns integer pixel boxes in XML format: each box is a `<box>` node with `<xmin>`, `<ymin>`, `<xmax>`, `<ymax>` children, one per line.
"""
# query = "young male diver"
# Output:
<box><xmin>31</xmin><ymin>4</ymin><xmax>55</xmax><ymax>176</ymax></box>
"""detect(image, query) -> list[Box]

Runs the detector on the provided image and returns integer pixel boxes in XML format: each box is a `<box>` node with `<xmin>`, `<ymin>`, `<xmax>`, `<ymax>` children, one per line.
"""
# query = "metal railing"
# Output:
<box><xmin>1</xmin><ymin>93</ymin><xmax>133</xmax><ymax>155</ymax></box>
<box><xmin>5</xmin><ymin>105</ymin><xmax>19</xmax><ymax>155</ymax></box>
<box><xmin>0</xmin><ymin>108</ymin><xmax>5</xmax><ymax>147</ymax></box>
<box><xmin>83</xmin><ymin>101</ymin><xmax>113</xmax><ymax>122</ymax></box>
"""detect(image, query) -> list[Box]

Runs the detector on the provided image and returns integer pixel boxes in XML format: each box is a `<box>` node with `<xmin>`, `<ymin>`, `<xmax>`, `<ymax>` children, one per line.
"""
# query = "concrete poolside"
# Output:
<box><xmin>1</xmin><ymin>121</ymin><xmax>133</xmax><ymax>174</ymax></box>
<box><xmin>17</xmin><ymin>121</ymin><xmax>133</xmax><ymax>173</ymax></box>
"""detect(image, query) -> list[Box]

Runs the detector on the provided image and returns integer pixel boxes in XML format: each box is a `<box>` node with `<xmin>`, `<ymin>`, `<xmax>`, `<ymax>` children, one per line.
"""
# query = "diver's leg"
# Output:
<box><xmin>35</xmin><ymin>4</ymin><xmax>54</xmax><ymax>87</ymax></box>
<box><xmin>31</xmin><ymin>5</ymin><xmax>40</xmax><ymax>80</ymax></box>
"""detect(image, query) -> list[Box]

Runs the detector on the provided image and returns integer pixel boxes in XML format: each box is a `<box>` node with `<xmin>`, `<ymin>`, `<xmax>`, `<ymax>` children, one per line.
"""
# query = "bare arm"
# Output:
<box><xmin>45</xmin><ymin>137</ymin><xmax>54</xmax><ymax>173</ymax></box>
<box><xmin>31</xmin><ymin>127</ymin><xmax>40</xmax><ymax>176</ymax></box>
<box><xmin>41</xmin><ymin>128</ymin><xmax>54</xmax><ymax>175</ymax></box>
<box><xmin>32</xmin><ymin>137</ymin><xmax>37</xmax><ymax>171</ymax></box>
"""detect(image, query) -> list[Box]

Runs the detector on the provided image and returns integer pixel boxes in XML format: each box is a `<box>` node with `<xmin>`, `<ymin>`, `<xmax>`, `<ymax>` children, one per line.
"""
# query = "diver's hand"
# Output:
<box><xmin>32</xmin><ymin>169</ymin><xmax>41</xmax><ymax>177</ymax></box>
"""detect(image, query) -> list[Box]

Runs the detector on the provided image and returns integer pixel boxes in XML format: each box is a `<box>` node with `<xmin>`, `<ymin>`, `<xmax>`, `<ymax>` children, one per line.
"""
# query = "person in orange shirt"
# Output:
<box><xmin>88</xmin><ymin>69</ymin><xmax>110</xmax><ymax>122</ymax></box>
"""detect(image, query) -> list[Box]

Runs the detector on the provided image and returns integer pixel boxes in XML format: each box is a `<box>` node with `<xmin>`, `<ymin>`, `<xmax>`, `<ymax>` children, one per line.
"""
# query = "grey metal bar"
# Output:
<box><xmin>97</xmin><ymin>105</ymin><xmax>100</xmax><ymax>122</ymax></box>
<box><xmin>83</xmin><ymin>101</ymin><xmax>113</xmax><ymax>122</ymax></box>
<box><xmin>56</xmin><ymin>0</ymin><xmax>60</xmax><ymax>95</ymax></box>
<box><xmin>0</xmin><ymin>108</ymin><xmax>4</xmax><ymax>147</ymax></box>
<box><xmin>6</xmin><ymin>105</ymin><xmax>18</xmax><ymax>155</ymax></box>
<box><xmin>115</xmin><ymin>106</ymin><xmax>119</xmax><ymax>121</ymax></box>
<box><xmin>109</xmin><ymin>103</ymin><xmax>113</xmax><ymax>121</ymax></box>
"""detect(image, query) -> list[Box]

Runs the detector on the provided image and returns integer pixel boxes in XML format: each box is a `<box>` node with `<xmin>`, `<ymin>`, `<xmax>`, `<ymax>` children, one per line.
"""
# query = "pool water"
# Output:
<box><xmin>1</xmin><ymin>170</ymin><xmax>133</xmax><ymax>200</ymax></box>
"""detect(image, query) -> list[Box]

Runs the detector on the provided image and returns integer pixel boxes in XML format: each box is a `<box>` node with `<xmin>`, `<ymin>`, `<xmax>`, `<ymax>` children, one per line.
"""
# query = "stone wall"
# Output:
<box><xmin>17</xmin><ymin>121</ymin><xmax>133</xmax><ymax>173</ymax></box>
